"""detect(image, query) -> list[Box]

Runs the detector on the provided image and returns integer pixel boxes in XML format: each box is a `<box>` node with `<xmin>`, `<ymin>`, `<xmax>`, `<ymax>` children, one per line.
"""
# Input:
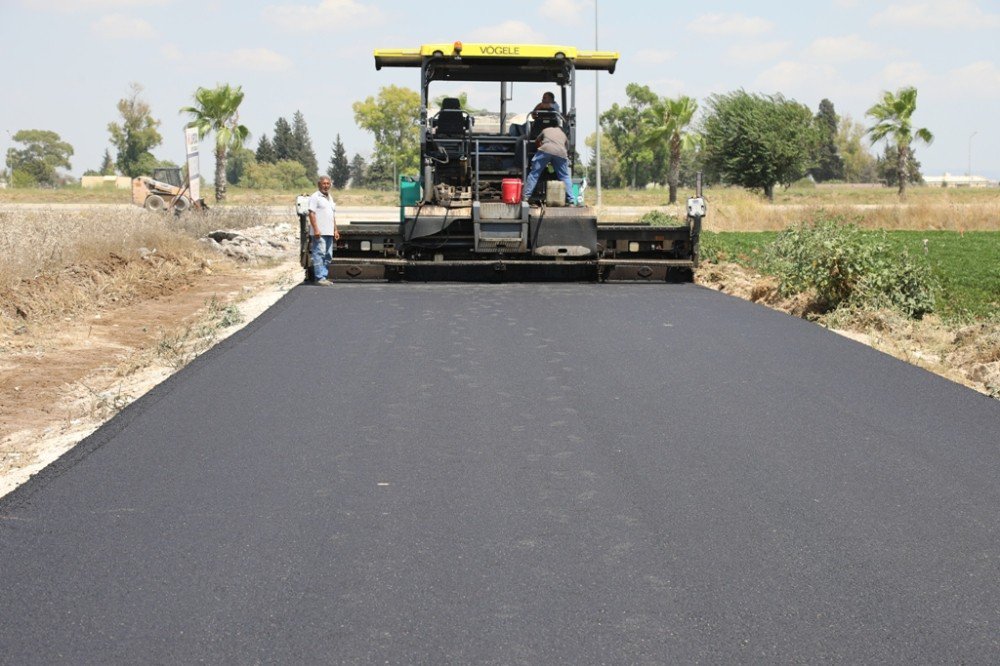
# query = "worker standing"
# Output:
<box><xmin>308</xmin><ymin>176</ymin><xmax>340</xmax><ymax>285</ymax></box>
<box><xmin>522</xmin><ymin>126</ymin><xmax>577</xmax><ymax>206</ymax></box>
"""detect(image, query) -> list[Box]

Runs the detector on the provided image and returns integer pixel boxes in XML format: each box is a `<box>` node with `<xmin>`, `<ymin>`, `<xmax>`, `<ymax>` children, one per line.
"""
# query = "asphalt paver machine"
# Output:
<box><xmin>299</xmin><ymin>42</ymin><xmax>705</xmax><ymax>282</ymax></box>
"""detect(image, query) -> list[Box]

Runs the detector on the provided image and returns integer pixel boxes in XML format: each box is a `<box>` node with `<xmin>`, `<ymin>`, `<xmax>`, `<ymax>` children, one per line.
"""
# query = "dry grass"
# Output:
<box><xmin>0</xmin><ymin>186</ymin><xmax>133</xmax><ymax>204</ymax></box>
<box><xmin>602</xmin><ymin>183</ymin><xmax>999</xmax><ymax>206</ymax></box>
<box><xmin>0</xmin><ymin>186</ymin><xmax>399</xmax><ymax>207</ymax></box>
<box><xmin>0</xmin><ymin>208</ymin><xmax>271</xmax><ymax>336</ymax></box>
<box><xmin>578</xmin><ymin>185</ymin><xmax>1000</xmax><ymax>231</ymax></box>
<box><xmin>598</xmin><ymin>197</ymin><xmax>1000</xmax><ymax>232</ymax></box>
<box><xmin>1</xmin><ymin>209</ymin><xmax>188</xmax><ymax>284</ymax></box>
<box><xmin>704</xmin><ymin>198</ymin><xmax>1000</xmax><ymax>232</ymax></box>
<box><xmin>4</xmin><ymin>183</ymin><xmax>997</xmax><ymax>230</ymax></box>
<box><xmin>218</xmin><ymin>187</ymin><xmax>399</xmax><ymax>206</ymax></box>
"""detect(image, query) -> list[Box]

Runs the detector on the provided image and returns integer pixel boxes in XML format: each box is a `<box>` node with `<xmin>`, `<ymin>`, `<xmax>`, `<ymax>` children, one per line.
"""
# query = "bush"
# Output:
<box><xmin>762</xmin><ymin>215</ymin><xmax>938</xmax><ymax>317</ymax></box>
<box><xmin>11</xmin><ymin>169</ymin><xmax>37</xmax><ymax>188</ymax></box>
<box><xmin>637</xmin><ymin>210</ymin><xmax>683</xmax><ymax>226</ymax></box>
<box><xmin>242</xmin><ymin>159</ymin><xmax>313</xmax><ymax>190</ymax></box>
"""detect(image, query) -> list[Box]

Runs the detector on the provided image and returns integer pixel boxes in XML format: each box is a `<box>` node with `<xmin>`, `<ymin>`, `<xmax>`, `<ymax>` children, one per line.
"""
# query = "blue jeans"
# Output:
<box><xmin>310</xmin><ymin>235</ymin><xmax>333</xmax><ymax>281</ymax></box>
<box><xmin>523</xmin><ymin>151</ymin><xmax>576</xmax><ymax>204</ymax></box>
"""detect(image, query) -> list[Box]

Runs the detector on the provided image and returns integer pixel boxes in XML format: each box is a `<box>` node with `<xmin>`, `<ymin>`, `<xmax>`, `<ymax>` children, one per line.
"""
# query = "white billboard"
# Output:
<box><xmin>184</xmin><ymin>127</ymin><xmax>201</xmax><ymax>202</ymax></box>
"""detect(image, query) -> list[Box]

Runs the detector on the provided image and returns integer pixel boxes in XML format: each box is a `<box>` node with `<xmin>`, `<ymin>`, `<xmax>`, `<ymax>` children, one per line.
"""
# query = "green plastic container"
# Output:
<box><xmin>400</xmin><ymin>176</ymin><xmax>421</xmax><ymax>206</ymax></box>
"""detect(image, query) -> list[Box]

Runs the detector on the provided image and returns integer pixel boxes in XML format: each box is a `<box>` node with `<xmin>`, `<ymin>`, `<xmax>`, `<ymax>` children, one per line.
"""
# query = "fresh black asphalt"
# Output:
<box><xmin>1</xmin><ymin>283</ymin><xmax>998</xmax><ymax>664</ymax></box>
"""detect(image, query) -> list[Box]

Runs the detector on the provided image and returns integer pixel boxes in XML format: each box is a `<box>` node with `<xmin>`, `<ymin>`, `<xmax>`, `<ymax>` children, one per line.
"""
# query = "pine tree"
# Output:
<box><xmin>255</xmin><ymin>134</ymin><xmax>276</xmax><ymax>164</ymax></box>
<box><xmin>226</xmin><ymin>146</ymin><xmax>255</xmax><ymax>186</ymax></box>
<box><xmin>349</xmin><ymin>153</ymin><xmax>367</xmax><ymax>188</ymax></box>
<box><xmin>272</xmin><ymin>117</ymin><xmax>294</xmax><ymax>162</ymax></box>
<box><xmin>99</xmin><ymin>149</ymin><xmax>115</xmax><ymax>175</ymax></box>
<box><xmin>327</xmin><ymin>134</ymin><xmax>350</xmax><ymax>188</ymax></box>
<box><xmin>810</xmin><ymin>98</ymin><xmax>845</xmax><ymax>182</ymax></box>
<box><xmin>291</xmin><ymin>110</ymin><xmax>319</xmax><ymax>178</ymax></box>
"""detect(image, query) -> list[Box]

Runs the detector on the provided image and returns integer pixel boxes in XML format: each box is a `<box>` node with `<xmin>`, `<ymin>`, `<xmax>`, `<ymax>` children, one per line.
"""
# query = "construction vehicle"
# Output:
<box><xmin>298</xmin><ymin>42</ymin><xmax>705</xmax><ymax>282</ymax></box>
<box><xmin>131</xmin><ymin>167</ymin><xmax>206</xmax><ymax>213</ymax></box>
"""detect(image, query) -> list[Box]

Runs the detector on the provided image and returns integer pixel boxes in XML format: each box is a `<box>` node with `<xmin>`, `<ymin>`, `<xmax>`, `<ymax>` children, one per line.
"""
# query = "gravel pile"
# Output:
<box><xmin>200</xmin><ymin>223</ymin><xmax>298</xmax><ymax>262</ymax></box>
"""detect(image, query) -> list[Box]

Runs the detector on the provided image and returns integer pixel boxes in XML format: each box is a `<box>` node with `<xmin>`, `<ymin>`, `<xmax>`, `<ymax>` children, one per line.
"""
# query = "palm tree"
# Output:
<box><xmin>865</xmin><ymin>87</ymin><xmax>933</xmax><ymax>198</ymax></box>
<box><xmin>180</xmin><ymin>84</ymin><xmax>249</xmax><ymax>202</ymax></box>
<box><xmin>642</xmin><ymin>95</ymin><xmax>698</xmax><ymax>204</ymax></box>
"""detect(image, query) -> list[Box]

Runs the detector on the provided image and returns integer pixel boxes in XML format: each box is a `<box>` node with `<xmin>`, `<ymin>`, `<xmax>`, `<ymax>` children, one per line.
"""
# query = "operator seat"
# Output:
<box><xmin>433</xmin><ymin>97</ymin><xmax>473</xmax><ymax>136</ymax></box>
<box><xmin>528</xmin><ymin>109</ymin><xmax>561</xmax><ymax>140</ymax></box>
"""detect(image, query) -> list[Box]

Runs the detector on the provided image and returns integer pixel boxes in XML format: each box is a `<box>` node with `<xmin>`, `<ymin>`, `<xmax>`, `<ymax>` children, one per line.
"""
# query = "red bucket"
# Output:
<box><xmin>501</xmin><ymin>178</ymin><xmax>523</xmax><ymax>204</ymax></box>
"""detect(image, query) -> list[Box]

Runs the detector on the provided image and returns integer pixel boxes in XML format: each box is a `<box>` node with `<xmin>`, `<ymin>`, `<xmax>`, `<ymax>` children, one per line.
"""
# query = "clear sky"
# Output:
<box><xmin>2</xmin><ymin>0</ymin><xmax>998</xmax><ymax>181</ymax></box>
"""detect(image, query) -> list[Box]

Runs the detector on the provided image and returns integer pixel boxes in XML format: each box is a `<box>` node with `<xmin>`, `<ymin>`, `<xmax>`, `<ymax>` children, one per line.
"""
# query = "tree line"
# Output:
<box><xmin>592</xmin><ymin>84</ymin><xmax>930</xmax><ymax>200</ymax></box>
<box><xmin>3</xmin><ymin>81</ymin><xmax>933</xmax><ymax>200</ymax></box>
<box><xmin>2</xmin><ymin>82</ymin><xmax>373</xmax><ymax>200</ymax></box>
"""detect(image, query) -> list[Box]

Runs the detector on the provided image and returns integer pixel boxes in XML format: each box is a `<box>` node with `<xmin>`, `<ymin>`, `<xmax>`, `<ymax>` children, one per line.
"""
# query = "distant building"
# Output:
<box><xmin>923</xmin><ymin>173</ymin><xmax>996</xmax><ymax>188</ymax></box>
<box><xmin>81</xmin><ymin>175</ymin><xmax>132</xmax><ymax>189</ymax></box>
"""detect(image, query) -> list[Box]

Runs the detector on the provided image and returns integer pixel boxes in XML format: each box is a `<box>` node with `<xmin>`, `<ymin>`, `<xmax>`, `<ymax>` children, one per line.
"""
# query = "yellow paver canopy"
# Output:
<box><xmin>375</xmin><ymin>42</ymin><xmax>618</xmax><ymax>80</ymax></box>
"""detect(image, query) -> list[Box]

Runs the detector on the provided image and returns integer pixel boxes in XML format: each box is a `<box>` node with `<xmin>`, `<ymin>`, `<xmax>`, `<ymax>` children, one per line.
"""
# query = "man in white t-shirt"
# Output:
<box><xmin>307</xmin><ymin>176</ymin><xmax>339</xmax><ymax>285</ymax></box>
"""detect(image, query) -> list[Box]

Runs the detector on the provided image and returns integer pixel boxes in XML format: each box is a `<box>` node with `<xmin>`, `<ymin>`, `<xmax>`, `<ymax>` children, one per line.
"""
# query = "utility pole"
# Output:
<box><xmin>968</xmin><ymin>131</ymin><xmax>977</xmax><ymax>183</ymax></box>
<box><xmin>594</xmin><ymin>0</ymin><xmax>602</xmax><ymax>208</ymax></box>
<box><xmin>3</xmin><ymin>129</ymin><xmax>12</xmax><ymax>186</ymax></box>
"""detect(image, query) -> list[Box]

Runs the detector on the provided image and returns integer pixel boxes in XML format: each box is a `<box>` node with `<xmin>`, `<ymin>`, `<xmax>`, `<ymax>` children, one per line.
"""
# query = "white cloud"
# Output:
<box><xmin>161</xmin><ymin>43</ymin><xmax>183</xmax><ymax>61</ymax></box>
<box><xmin>467</xmin><ymin>21</ymin><xmax>546</xmax><ymax>43</ymax></box>
<box><xmin>946</xmin><ymin>61</ymin><xmax>1000</xmax><ymax>98</ymax></box>
<box><xmin>648</xmin><ymin>79</ymin><xmax>688</xmax><ymax>98</ymax></box>
<box><xmin>634</xmin><ymin>49</ymin><xmax>675</xmax><ymax>65</ymax></box>
<box><xmin>158</xmin><ymin>44</ymin><xmax>291</xmax><ymax>72</ymax></box>
<box><xmin>879</xmin><ymin>61</ymin><xmax>930</xmax><ymax>87</ymax></box>
<box><xmin>539</xmin><ymin>0</ymin><xmax>587</xmax><ymax>25</ymax></box>
<box><xmin>870</xmin><ymin>1</ymin><xmax>1000</xmax><ymax>29</ymax></box>
<box><xmin>261</xmin><ymin>0</ymin><xmax>384</xmax><ymax>32</ymax></box>
<box><xmin>725</xmin><ymin>41</ymin><xmax>791</xmax><ymax>63</ymax></box>
<box><xmin>24</xmin><ymin>0</ymin><xmax>169</xmax><ymax>10</ymax></box>
<box><xmin>687</xmin><ymin>13</ymin><xmax>773</xmax><ymax>36</ymax></box>
<box><xmin>755</xmin><ymin>61</ymin><xmax>840</xmax><ymax>92</ymax></box>
<box><xmin>219</xmin><ymin>48</ymin><xmax>293</xmax><ymax>73</ymax></box>
<box><xmin>806</xmin><ymin>34</ymin><xmax>888</xmax><ymax>62</ymax></box>
<box><xmin>90</xmin><ymin>14</ymin><xmax>156</xmax><ymax>40</ymax></box>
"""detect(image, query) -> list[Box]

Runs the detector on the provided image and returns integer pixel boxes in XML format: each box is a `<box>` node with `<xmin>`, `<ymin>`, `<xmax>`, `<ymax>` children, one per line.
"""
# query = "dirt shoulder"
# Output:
<box><xmin>0</xmin><ymin>226</ymin><xmax>302</xmax><ymax>498</ymax></box>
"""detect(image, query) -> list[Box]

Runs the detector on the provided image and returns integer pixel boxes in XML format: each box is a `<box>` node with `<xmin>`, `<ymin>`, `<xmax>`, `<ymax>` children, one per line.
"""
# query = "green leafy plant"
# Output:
<box><xmin>637</xmin><ymin>210</ymin><xmax>683</xmax><ymax>226</ymax></box>
<box><xmin>762</xmin><ymin>215</ymin><xmax>938</xmax><ymax>317</ymax></box>
<box><xmin>218</xmin><ymin>304</ymin><xmax>244</xmax><ymax>328</ymax></box>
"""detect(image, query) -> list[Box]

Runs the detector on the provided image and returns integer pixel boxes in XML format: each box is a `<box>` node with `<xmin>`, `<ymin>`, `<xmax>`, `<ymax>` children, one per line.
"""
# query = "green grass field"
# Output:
<box><xmin>701</xmin><ymin>230</ymin><xmax>1000</xmax><ymax>321</ymax></box>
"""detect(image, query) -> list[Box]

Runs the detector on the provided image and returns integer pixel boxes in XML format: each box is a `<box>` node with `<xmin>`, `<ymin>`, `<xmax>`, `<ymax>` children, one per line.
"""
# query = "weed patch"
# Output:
<box><xmin>759</xmin><ymin>216</ymin><xmax>939</xmax><ymax>317</ymax></box>
<box><xmin>78</xmin><ymin>382</ymin><xmax>134</xmax><ymax>421</ymax></box>
<box><xmin>152</xmin><ymin>296</ymin><xmax>247</xmax><ymax>370</ymax></box>
<box><xmin>637</xmin><ymin>210</ymin><xmax>684</xmax><ymax>226</ymax></box>
<box><xmin>702</xmin><ymin>228</ymin><xmax>999</xmax><ymax>321</ymax></box>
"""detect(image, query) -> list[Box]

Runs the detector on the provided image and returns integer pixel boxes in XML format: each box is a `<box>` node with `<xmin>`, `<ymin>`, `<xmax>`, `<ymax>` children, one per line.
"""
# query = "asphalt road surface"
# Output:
<box><xmin>2</xmin><ymin>283</ymin><xmax>998</xmax><ymax>664</ymax></box>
